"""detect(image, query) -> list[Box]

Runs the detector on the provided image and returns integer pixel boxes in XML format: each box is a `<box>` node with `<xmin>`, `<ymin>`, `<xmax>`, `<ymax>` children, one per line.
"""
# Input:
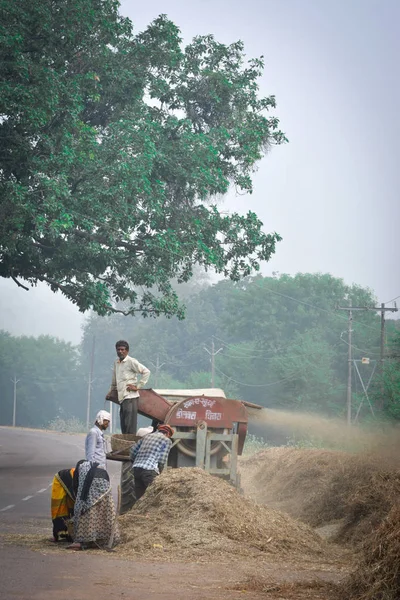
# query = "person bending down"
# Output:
<box><xmin>67</xmin><ymin>460</ymin><xmax>119</xmax><ymax>551</ymax></box>
<box><xmin>50</xmin><ymin>467</ymin><xmax>75</xmax><ymax>542</ymax></box>
<box><xmin>130</xmin><ymin>424</ymin><xmax>174</xmax><ymax>501</ymax></box>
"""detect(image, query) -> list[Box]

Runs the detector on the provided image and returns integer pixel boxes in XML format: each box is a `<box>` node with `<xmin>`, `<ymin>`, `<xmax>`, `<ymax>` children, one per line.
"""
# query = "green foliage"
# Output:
<box><xmin>82</xmin><ymin>272</ymin><xmax>389</xmax><ymax>421</ymax></box>
<box><xmin>0</xmin><ymin>0</ymin><xmax>286</xmax><ymax>318</ymax></box>
<box><xmin>48</xmin><ymin>415</ymin><xmax>86</xmax><ymax>433</ymax></box>
<box><xmin>242</xmin><ymin>433</ymin><xmax>270</xmax><ymax>455</ymax></box>
<box><xmin>267</xmin><ymin>328</ymin><xmax>342</xmax><ymax>413</ymax></box>
<box><xmin>0</xmin><ymin>331</ymin><xmax>86</xmax><ymax>427</ymax></box>
<box><xmin>375</xmin><ymin>330</ymin><xmax>400</xmax><ymax>418</ymax></box>
<box><xmin>1</xmin><ymin>274</ymin><xmax>398</xmax><ymax>428</ymax></box>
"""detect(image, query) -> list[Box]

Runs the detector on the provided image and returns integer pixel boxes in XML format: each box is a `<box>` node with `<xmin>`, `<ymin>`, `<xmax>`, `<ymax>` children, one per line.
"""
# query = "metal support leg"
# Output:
<box><xmin>230</xmin><ymin>434</ymin><xmax>239</xmax><ymax>487</ymax></box>
<box><xmin>195</xmin><ymin>421</ymin><xmax>207</xmax><ymax>469</ymax></box>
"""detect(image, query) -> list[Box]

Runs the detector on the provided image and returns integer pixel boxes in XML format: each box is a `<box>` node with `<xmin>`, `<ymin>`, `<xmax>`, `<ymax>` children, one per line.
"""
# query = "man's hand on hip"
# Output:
<box><xmin>126</xmin><ymin>384</ymin><xmax>138</xmax><ymax>392</ymax></box>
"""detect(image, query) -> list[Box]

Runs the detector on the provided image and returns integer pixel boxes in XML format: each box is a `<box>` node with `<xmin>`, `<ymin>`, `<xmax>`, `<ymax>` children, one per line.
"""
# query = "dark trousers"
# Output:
<box><xmin>120</xmin><ymin>397</ymin><xmax>138</xmax><ymax>434</ymax></box>
<box><xmin>133</xmin><ymin>467</ymin><xmax>158</xmax><ymax>500</ymax></box>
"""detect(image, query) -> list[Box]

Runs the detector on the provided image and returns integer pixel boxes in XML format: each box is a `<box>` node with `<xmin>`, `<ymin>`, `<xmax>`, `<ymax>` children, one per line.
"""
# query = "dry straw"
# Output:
<box><xmin>342</xmin><ymin>503</ymin><xmax>400</xmax><ymax>600</ymax></box>
<box><xmin>240</xmin><ymin>447</ymin><xmax>400</xmax><ymax>545</ymax></box>
<box><xmin>118</xmin><ymin>467</ymin><xmax>332</xmax><ymax>562</ymax></box>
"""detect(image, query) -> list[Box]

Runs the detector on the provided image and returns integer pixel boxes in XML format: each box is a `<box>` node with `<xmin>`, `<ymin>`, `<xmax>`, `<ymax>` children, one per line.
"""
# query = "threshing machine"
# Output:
<box><xmin>107</xmin><ymin>388</ymin><xmax>262</xmax><ymax>513</ymax></box>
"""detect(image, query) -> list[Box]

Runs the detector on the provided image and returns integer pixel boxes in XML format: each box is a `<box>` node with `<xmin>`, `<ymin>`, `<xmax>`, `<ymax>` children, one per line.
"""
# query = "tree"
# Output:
<box><xmin>373</xmin><ymin>329</ymin><xmax>400</xmax><ymax>419</ymax></box>
<box><xmin>0</xmin><ymin>0</ymin><xmax>286</xmax><ymax>318</ymax></box>
<box><xmin>267</xmin><ymin>328</ymin><xmax>341</xmax><ymax>414</ymax></box>
<box><xmin>81</xmin><ymin>272</ymin><xmax>383</xmax><ymax>417</ymax></box>
<box><xmin>0</xmin><ymin>331</ymin><xmax>85</xmax><ymax>427</ymax></box>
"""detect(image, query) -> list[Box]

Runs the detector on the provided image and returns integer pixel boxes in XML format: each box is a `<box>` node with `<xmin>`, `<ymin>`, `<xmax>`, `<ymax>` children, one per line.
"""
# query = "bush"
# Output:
<box><xmin>243</xmin><ymin>434</ymin><xmax>270</xmax><ymax>455</ymax></box>
<box><xmin>47</xmin><ymin>416</ymin><xmax>86</xmax><ymax>433</ymax></box>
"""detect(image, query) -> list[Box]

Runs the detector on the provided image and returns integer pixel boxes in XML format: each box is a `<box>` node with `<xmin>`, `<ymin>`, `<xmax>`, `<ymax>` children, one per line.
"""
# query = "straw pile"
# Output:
<box><xmin>342</xmin><ymin>502</ymin><xmax>400</xmax><ymax>600</ymax></box>
<box><xmin>118</xmin><ymin>467</ymin><xmax>330</xmax><ymax>561</ymax></box>
<box><xmin>240</xmin><ymin>448</ymin><xmax>400</xmax><ymax>545</ymax></box>
<box><xmin>230</xmin><ymin>576</ymin><xmax>338</xmax><ymax>599</ymax></box>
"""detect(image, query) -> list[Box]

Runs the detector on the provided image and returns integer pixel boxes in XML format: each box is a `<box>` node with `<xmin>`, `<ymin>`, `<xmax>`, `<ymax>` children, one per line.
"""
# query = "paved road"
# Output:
<box><xmin>0</xmin><ymin>426</ymin><xmax>120</xmax><ymax>523</ymax></box>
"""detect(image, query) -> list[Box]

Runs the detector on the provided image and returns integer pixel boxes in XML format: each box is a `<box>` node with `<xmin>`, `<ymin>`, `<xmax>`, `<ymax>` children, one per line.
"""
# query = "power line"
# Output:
<box><xmin>222</xmin><ymin>342</ymin><xmax>343</xmax><ymax>363</ymax></box>
<box><xmin>260</xmin><ymin>285</ymin><xmax>382</xmax><ymax>333</ymax></box>
<box><xmin>384</xmin><ymin>294</ymin><xmax>400</xmax><ymax>305</ymax></box>
<box><xmin>156</xmin><ymin>343</ymin><xmax>205</xmax><ymax>359</ymax></box>
<box><xmin>212</xmin><ymin>334</ymin><xmax>275</xmax><ymax>356</ymax></box>
<box><xmin>338</xmin><ymin>302</ymin><xmax>398</xmax><ymax>419</ymax></box>
<box><xmin>214</xmin><ymin>365</ymin><xmax>302</xmax><ymax>388</ymax></box>
<box><xmin>339</xmin><ymin>335</ymin><xmax>381</xmax><ymax>357</ymax></box>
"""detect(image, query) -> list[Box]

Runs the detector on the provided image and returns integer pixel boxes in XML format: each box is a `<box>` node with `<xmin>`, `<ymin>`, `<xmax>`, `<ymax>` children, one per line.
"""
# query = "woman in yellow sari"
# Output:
<box><xmin>50</xmin><ymin>467</ymin><xmax>75</xmax><ymax>542</ymax></box>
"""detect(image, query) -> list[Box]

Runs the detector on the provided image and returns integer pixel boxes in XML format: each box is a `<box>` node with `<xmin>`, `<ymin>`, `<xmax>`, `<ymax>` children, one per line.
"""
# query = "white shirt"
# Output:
<box><xmin>109</xmin><ymin>355</ymin><xmax>150</xmax><ymax>403</ymax></box>
<box><xmin>85</xmin><ymin>425</ymin><xmax>107</xmax><ymax>467</ymax></box>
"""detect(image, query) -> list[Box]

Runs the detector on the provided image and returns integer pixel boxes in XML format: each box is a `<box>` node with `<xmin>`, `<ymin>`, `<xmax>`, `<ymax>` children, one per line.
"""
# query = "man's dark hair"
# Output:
<box><xmin>115</xmin><ymin>340</ymin><xmax>129</xmax><ymax>350</ymax></box>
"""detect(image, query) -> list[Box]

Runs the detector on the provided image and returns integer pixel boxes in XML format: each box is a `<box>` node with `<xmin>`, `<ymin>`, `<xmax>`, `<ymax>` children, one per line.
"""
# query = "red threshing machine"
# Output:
<box><xmin>107</xmin><ymin>388</ymin><xmax>262</xmax><ymax>513</ymax></box>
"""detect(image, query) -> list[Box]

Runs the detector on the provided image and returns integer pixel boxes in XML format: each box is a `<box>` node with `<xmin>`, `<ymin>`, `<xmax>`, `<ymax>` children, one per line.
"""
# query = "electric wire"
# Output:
<box><xmin>259</xmin><ymin>285</ymin><xmax>381</xmax><ymax>333</ymax></box>
<box><xmin>384</xmin><ymin>294</ymin><xmax>400</xmax><ymax>304</ymax></box>
<box><xmin>214</xmin><ymin>365</ymin><xmax>302</xmax><ymax>387</ymax></box>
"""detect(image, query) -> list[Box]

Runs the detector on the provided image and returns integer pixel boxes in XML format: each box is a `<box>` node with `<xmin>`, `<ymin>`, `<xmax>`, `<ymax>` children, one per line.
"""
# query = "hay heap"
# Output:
<box><xmin>118</xmin><ymin>468</ymin><xmax>329</xmax><ymax>561</ymax></box>
<box><xmin>240</xmin><ymin>447</ymin><xmax>400</xmax><ymax>545</ymax></box>
<box><xmin>342</xmin><ymin>503</ymin><xmax>400</xmax><ymax>600</ymax></box>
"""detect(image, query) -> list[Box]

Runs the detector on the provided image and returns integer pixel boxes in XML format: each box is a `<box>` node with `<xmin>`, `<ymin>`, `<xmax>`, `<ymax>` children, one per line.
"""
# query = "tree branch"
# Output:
<box><xmin>38</xmin><ymin>275</ymin><xmax>163</xmax><ymax>316</ymax></box>
<box><xmin>11</xmin><ymin>276</ymin><xmax>30</xmax><ymax>291</ymax></box>
<box><xmin>71</xmin><ymin>228</ymin><xmax>145</xmax><ymax>252</ymax></box>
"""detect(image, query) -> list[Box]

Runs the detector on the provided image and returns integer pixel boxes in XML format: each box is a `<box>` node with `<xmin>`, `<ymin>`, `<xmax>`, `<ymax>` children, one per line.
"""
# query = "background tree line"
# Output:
<box><xmin>1</xmin><ymin>272</ymin><xmax>398</xmax><ymax>429</ymax></box>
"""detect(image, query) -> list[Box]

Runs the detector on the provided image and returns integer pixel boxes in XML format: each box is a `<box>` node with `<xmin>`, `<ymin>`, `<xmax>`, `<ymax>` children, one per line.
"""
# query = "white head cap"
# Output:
<box><xmin>96</xmin><ymin>410</ymin><xmax>111</xmax><ymax>425</ymax></box>
<box><xmin>136</xmin><ymin>426</ymin><xmax>154</xmax><ymax>437</ymax></box>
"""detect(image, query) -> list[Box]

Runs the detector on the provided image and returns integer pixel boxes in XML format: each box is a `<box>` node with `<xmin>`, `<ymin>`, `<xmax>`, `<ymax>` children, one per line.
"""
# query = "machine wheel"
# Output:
<box><xmin>120</xmin><ymin>461</ymin><xmax>136</xmax><ymax>515</ymax></box>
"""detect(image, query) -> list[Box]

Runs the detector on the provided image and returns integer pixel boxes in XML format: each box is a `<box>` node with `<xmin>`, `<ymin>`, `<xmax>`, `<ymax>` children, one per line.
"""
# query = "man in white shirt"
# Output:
<box><xmin>106</xmin><ymin>340</ymin><xmax>150</xmax><ymax>434</ymax></box>
<box><xmin>85</xmin><ymin>410</ymin><xmax>110</xmax><ymax>468</ymax></box>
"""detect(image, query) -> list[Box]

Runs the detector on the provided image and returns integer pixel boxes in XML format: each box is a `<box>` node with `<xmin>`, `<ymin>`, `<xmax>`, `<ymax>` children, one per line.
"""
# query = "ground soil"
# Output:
<box><xmin>0</xmin><ymin>525</ymin><xmax>348</xmax><ymax>600</ymax></box>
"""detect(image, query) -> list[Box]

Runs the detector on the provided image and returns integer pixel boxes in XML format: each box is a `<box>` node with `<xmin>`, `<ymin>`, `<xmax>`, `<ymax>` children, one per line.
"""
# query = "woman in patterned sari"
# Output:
<box><xmin>67</xmin><ymin>460</ymin><xmax>119</xmax><ymax>550</ymax></box>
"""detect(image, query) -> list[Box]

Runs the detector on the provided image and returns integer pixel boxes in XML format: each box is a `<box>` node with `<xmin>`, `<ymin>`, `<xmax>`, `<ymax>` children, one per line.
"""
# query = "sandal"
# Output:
<box><xmin>67</xmin><ymin>542</ymin><xmax>83</xmax><ymax>551</ymax></box>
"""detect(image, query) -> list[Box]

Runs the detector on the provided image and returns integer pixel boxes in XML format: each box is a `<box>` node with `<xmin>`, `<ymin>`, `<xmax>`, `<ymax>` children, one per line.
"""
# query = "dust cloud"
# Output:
<box><xmin>247</xmin><ymin>406</ymin><xmax>400</xmax><ymax>464</ymax></box>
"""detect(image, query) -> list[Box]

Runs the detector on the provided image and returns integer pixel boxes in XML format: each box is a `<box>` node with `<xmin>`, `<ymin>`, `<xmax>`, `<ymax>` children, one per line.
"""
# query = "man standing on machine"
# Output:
<box><xmin>106</xmin><ymin>340</ymin><xmax>150</xmax><ymax>434</ymax></box>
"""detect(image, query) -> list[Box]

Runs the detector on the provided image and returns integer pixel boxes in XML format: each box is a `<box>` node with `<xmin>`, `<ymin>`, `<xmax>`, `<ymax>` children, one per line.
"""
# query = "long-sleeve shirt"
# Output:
<box><xmin>130</xmin><ymin>432</ymin><xmax>172</xmax><ymax>474</ymax></box>
<box><xmin>85</xmin><ymin>425</ymin><xmax>107</xmax><ymax>467</ymax></box>
<box><xmin>108</xmin><ymin>355</ymin><xmax>150</xmax><ymax>404</ymax></box>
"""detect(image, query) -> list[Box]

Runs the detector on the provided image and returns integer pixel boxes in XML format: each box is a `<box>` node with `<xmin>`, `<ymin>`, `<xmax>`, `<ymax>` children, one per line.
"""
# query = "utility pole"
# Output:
<box><xmin>378</xmin><ymin>302</ymin><xmax>398</xmax><ymax>408</ymax></box>
<box><xmin>154</xmin><ymin>355</ymin><xmax>165</xmax><ymax>389</ymax></box>
<box><xmin>204</xmin><ymin>337</ymin><xmax>223</xmax><ymax>387</ymax></box>
<box><xmin>148</xmin><ymin>355</ymin><xmax>166</xmax><ymax>389</ymax></box>
<box><xmin>11</xmin><ymin>375</ymin><xmax>20</xmax><ymax>427</ymax></box>
<box><xmin>86</xmin><ymin>336</ymin><xmax>96</xmax><ymax>430</ymax></box>
<box><xmin>347</xmin><ymin>300</ymin><xmax>353</xmax><ymax>426</ymax></box>
<box><xmin>339</xmin><ymin>300</ymin><xmax>353</xmax><ymax>427</ymax></box>
<box><xmin>338</xmin><ymin>301</ymin><xmax>398</xmax><ymax>422</ymax></box>
<box><xmin>380</xmin><ymin>302</ymin><xmax>386</xmax><ymax>372</ymax></box>
<box><xmin>380</xmin><ymin>303</ymin><xmax>386</xmax><ymax>407</ymax></box>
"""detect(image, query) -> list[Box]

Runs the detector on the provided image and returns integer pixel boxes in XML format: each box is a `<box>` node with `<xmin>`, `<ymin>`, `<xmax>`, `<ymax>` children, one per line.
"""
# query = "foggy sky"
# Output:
<box><xmin>1</xmin><ymin>0</ymin><xmax>399</xmax><ymax>343</ymax></box>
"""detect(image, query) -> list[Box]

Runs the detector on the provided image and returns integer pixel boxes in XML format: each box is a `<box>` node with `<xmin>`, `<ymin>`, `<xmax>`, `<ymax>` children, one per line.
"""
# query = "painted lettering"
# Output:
<box><xmin>176</xmin><ymin>409</ymin><xmax>197</xmax><ymax>420</ymax></box>
<box><xmin>205</xmin><ymin>410</ymin><xmax>222</xmax><ymax>421</ymax></box>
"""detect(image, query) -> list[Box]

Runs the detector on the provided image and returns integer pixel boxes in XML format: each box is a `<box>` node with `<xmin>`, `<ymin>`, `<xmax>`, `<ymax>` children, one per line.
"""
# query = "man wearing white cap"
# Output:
<box><xmin>85</xmin><ymin>410</ymin><xmax>111</xmax><ymax>468</ymax></box>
